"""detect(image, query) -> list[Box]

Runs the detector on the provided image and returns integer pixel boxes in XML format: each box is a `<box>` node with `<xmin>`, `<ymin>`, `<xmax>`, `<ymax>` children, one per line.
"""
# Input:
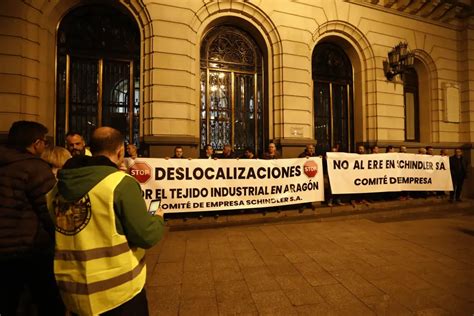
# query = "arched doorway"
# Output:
<box><xmin>200</xmin><ymin>26</ymin><xmax>265</xmax><ymax>156</ymax></box>
<box><xmin>56</xmin><ymin>4</ymin><xmax>140</xmax><ymax>146</ymax></box>
<box><xmin>312</xmin><ymin>42</ymin><xmax>354</xmax><ymax>153</ymax></box>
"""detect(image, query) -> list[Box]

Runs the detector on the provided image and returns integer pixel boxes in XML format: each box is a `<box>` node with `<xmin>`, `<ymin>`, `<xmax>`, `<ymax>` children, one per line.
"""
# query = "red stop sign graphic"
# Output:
<box><xmin>129</xmin><ymin>161</ymin><xmax>152</xmax><ymax>183</ymax></box>
<box><xmin>303</xmin><ymin>160</ymin><xmax>318</xmax><ymax>178</ymax></box>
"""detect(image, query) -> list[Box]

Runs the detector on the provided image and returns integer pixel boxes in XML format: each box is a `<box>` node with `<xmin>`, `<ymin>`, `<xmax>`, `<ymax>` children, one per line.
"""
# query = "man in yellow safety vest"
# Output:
<box><xmin>48</xmin><ymin>126</ymin><xmax>165</xmax><ymax>315</ymax></box>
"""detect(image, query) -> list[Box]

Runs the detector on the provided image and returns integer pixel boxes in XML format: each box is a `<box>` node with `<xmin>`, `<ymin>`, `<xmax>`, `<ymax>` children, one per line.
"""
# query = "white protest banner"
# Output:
<box><xmin>126</xmin><ymin>157</ymin><xmax>324</xmax><ymax>213</ymax></box>
<box><xmin>327</xmin><ymin>152</ymin><xmax>453</xmax><ymax>194</ymax></box>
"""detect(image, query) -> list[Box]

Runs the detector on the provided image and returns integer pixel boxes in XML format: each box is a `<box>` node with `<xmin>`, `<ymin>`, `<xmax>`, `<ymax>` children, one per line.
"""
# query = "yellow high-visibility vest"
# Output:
<box><xmin>51</xmin><ymin>171</ymin><xmax>146</xmax><ymax>315</ymax></box>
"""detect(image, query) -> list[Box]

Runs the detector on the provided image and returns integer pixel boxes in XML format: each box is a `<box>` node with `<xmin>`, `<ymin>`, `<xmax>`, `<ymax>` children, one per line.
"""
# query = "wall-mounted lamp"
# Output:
<box><xmin>383</xmin><ymin>42</ymin><xmax>415</xmax><ymax>81</ymax></box>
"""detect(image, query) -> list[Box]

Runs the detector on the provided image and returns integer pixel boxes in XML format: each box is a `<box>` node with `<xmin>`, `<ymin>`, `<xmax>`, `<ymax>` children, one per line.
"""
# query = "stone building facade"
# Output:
<box><xmin>0</xmin><ymin>0</ymin><xmax>472</xmax><ymax>191</ymax></box>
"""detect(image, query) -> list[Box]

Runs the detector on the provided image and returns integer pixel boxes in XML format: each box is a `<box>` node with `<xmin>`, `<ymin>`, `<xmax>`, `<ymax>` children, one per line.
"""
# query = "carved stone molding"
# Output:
<box><xmin>353</xmin><ymin>0</ymin><xmax>472</xmax><ymax>27</ymax></box>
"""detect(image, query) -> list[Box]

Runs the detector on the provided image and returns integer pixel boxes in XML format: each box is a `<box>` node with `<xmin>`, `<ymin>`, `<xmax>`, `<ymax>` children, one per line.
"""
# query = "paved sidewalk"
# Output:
<box><xmin>145</xmin><ymin>212</ymin><xmax>474</xmax><ymax>315</ymax></box>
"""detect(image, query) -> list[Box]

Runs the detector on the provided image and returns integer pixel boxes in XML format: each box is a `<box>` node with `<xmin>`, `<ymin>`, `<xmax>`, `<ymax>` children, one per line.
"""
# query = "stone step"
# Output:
<box><xmin>165</xmin><ymin>197</ymin><xmax>474</xmax><ymax>231</ymax></box>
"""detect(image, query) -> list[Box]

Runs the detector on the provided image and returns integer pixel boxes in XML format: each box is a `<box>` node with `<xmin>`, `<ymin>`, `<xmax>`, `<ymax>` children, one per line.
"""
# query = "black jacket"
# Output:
<box><xmin>449</xmin><ymin>155</ymin><xmax>468</xmax><ymax>179</ymax></box>
<box><xmin>0</xmin><ymin>146</ymin><xmax>56</xmax><ymax>261</ymax></box>
<box><xmin>298</xmin><ymin>151</ymin><xmax>317</xmax><ymax>158</ymax></box>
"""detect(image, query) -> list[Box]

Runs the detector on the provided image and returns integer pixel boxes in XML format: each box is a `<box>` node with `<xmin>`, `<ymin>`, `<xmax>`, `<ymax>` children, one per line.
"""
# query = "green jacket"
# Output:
<box><xmin>53</xmin><ymin>155</ymin><xmax>164</xmax><ymax>248</ymax></box>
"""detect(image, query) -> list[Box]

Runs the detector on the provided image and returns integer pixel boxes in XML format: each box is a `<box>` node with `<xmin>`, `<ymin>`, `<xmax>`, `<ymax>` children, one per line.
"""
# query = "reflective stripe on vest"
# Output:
<box><xmin>53</xmin><ymin>171</ymin><xmax>146</xmax><ymax>315</ymax></box>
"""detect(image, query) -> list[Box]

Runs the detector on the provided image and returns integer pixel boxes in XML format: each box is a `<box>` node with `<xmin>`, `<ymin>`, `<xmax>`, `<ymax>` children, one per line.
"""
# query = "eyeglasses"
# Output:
<box><xmin>37</xmin><ymin>138</ymin><xmax>50</xmax><ymax>147</ymax></box>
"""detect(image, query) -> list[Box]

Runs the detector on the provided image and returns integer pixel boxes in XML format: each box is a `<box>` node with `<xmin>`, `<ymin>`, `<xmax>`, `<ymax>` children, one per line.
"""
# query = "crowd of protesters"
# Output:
<box><xmin>154</xmin><ymin>141</ymin><xmax>468</xmax><ymax>206</ymax></box>
<box><xmin>0</xmin><ymin>120</ymin><xmax>470</xmax><ymax>315</ymax></box>
<box><xmin>131</xmin><ymin>140</ymin><xmax>467</xmax><ymax>206</ymax></box>
<box><xmin>10</xmin><ymin>127</ymin><xmax>469</xmax><ymax>210</ymax></box>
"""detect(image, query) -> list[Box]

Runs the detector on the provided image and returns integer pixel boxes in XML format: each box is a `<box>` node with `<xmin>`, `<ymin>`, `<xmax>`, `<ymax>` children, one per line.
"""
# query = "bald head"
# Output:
<box><xmin>90</xmin><ymin>127</ymin><xmax>124</xmax><ymax>156</ymax></box>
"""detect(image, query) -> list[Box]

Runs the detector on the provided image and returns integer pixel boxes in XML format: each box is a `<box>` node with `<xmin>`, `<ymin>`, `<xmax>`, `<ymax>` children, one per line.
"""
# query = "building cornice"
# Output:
<box><xmin>345</xmin><ymin>0</ymin><xmax>473</xmax><ymax>31</ymax></box>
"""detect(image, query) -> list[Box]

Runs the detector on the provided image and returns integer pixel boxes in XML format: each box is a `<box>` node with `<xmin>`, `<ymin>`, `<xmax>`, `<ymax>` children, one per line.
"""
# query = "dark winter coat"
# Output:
<box><xmin>0</xmin><ymin>146</ymin><xmax>56</xmax><ymax>261</ymax></box>
<box><xmin>449</xmin><ymin>155</ymin><xmax>468</xmax><ymax>180</ymax></box>
<box><xmin>298</xmin><ymin>150</ymin><xmax>317</xmax><ymax>158</ymax></box>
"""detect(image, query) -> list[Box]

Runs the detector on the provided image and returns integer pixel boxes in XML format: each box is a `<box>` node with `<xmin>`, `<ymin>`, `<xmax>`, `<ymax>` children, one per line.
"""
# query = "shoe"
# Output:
<box><xmin>328</xmin><ymin>202</ymin><xmax>333</xmax><ymax>207</ymax></box>
<box><xmin>336</xmin><ymin>201</ymin><xmax>345</xmax><ymax>206</ymax></box>
<box><xmin>350</xmin><ymin>200</ymin><xmax>357</xmax><ymax>208</ymax></box>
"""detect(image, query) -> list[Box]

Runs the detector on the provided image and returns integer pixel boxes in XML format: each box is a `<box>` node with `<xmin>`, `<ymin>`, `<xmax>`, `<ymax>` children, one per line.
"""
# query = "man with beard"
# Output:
<box><xmin>65</xmin><ymin>131</ymin><xmax>91</xmax><ymax>156</ymax></box>
<box><xmin>298</xmin><ymin>143</ymin><xmax>317</xmax><ymax>158</ymax></box>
